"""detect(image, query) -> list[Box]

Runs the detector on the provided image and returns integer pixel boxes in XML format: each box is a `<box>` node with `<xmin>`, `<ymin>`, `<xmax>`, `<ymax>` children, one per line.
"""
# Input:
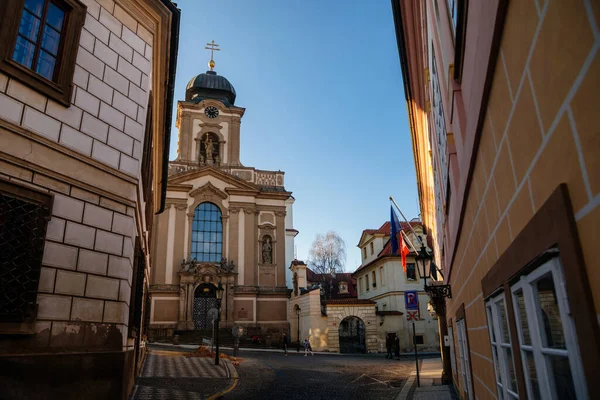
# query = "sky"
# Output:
<box><xmin>169</xmin><ymin>0</ymin><xmax>419</xmax><ymax>272</ymax></box>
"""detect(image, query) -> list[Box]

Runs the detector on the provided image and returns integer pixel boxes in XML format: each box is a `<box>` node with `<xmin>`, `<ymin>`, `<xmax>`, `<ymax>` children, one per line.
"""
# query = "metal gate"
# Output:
<box><xmin>193</xmin><ymin>283</ymin><xmax>217</xmax><ymax>330</ymax></box>
<box><xmin>339</xmin><ymin>316</ymin><xmax>366</xmax><ymax>353</ymax></box>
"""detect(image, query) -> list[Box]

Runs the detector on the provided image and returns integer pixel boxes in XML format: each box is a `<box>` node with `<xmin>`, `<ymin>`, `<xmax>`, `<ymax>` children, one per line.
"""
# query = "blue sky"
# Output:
<box><xmin>169</xmin><ymin>0</ymin><xmax>419</xmax><ymax>271</ymax></box>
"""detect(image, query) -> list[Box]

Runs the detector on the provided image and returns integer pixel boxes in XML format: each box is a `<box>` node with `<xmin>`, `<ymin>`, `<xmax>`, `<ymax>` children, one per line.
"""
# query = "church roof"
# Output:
<box><xmin>185</xmin><ymin>70</ymin><xmax>236</xmax><ymax>105</ymax></box>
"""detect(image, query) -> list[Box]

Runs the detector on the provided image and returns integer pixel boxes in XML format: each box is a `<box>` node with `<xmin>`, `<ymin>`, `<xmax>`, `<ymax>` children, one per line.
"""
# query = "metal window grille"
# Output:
<box><xmin>0</xmin><ymin>181</ymin><xmax>52</xmax><ymax>322</ymax></box>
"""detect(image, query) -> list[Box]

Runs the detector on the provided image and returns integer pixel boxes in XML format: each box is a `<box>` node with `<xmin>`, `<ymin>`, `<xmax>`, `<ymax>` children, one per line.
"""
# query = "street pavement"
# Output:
<box><xmin>131</xmin><ymin>350</ymin><xmax>232</xmax><ymax>400</ymax></box>
<box><xmin>223</xmin><ymin>349</ymin><xmax>416</xmax><ymax>400</ymax></box>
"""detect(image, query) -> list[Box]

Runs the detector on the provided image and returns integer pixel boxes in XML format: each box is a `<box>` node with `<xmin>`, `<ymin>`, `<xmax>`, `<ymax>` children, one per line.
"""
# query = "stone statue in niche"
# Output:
<box><xmin>262</xmin><ymin>236</ymin><xmax>272</xmax><ymax>264</ymax></box>
<box><xmin>204</xmin><ymin>134</ymin><xmax>214</xmax><ymax>163</ymax></box>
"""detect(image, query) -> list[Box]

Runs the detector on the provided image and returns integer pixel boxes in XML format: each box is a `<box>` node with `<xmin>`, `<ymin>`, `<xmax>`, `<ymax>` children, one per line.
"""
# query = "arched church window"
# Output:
<box><xmin>199</xmin><ymin>132</ymin><xmax>220</xmax><ymax>165</ymax></box>
<box><xmin>191</xmin><ymin>202</ymin><xmax>222</xmax><ymax>262</ymax></box>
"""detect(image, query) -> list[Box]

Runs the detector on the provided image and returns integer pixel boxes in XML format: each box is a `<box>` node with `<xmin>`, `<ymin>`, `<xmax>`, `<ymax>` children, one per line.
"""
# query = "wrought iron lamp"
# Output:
<box><xmin>415</xmin><ymin>244</ymin><xmax>452</xmax><ymax>316</ymax></box>
<box><xmin>296</xmin><ymin>306</ymin><xmax>301</xmax><ymax>352</ymax></box>
<box><xmin>214</xmin><ymin>282</ymin><xmax>224</xmax><ymax>365</ymax></box>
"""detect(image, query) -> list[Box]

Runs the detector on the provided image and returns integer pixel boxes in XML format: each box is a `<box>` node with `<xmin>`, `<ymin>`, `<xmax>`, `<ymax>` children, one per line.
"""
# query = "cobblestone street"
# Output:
<box><xmin>131</xmin><ymin>350</ymin><xmax>232</xmax><ymax>400</ymax></box>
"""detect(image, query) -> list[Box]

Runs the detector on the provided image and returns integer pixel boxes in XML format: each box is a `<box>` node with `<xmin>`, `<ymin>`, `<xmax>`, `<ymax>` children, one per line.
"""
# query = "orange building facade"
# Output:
<box><xmin>393</xmin><ymin>0</ymin><xmax>600</xmax><ymax>399</ymax></box>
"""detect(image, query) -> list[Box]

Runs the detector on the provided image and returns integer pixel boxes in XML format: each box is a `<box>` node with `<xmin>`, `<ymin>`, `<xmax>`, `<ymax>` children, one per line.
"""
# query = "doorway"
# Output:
<box><xmin>193</xmin><ymin>283</ymin><xmax>218</xmax><ymax>330</ymax></box>
<box><xmin>339</xmin><ymin>316</ymin><xmax>366</xmax><ymax>353</ymax></box>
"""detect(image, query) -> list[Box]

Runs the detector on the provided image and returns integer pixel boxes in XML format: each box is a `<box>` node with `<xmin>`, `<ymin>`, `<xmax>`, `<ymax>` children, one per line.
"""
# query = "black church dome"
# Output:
<box><xmin>185</xmin><ymin>71</ymin><xmax>236</xmax><ymax>105</ymax></box>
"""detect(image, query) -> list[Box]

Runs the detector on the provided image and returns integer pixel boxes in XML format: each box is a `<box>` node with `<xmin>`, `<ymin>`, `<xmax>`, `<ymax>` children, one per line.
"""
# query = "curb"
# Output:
<box><xmin>207</xmin><ymin>358</ymin><xmax>239</xmax><ymax>400</ymax></box>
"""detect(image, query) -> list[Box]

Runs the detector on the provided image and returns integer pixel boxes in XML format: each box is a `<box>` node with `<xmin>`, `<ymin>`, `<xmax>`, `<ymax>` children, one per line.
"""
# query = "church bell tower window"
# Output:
<box><xmin>199</xmin><ymin>132</ymin><xmax>220</xmax><ymax>165</ymax></box>
<box><xmin>191</xmin><ymin>202</ymin><xmax>223</xmax><ymax>262</ymax></box>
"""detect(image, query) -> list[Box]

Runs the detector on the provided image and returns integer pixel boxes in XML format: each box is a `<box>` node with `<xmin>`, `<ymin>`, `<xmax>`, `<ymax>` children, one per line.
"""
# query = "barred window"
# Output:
<box><xmin>191</xmin><ymin>202</ymin><xmax>222</xmax><ymax>262</ymax></box>
<box><xmin>0</xmin><ymin>179</ymin><xmax>52</xmax><ymax>323</ymax></box>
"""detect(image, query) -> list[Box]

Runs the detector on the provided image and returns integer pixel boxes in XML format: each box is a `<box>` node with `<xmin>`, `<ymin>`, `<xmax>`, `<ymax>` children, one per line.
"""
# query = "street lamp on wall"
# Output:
<box><xmin>415</xmin><ymin>244</ymin><xmax>452</xmax><ymax>315</ymax></box>
<box><xmin>296</xmin><ymin>306</ymin><xmax>301</xmax><ymax>352</ymax></box>
<box><xmin>214</xmin><ymin>282</ymin><xmax>224</xmax><ymax>366</ymax></box>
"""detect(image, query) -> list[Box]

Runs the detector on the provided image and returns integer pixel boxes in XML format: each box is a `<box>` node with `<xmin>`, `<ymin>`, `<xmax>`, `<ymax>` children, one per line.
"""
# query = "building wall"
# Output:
<box><xmin>289</xmin><ymin>289</ymin><xmax>328</xmax><ymax>351</ymax></box>
<box><xmin>398</xmin><ymin>0</ymin><xmax>600</xmax><ymax>398</ymax></box>
<box><xmin>0</xmin><ymin>0</ymin><xmax>158</xmax><ymax>353</ymax></box>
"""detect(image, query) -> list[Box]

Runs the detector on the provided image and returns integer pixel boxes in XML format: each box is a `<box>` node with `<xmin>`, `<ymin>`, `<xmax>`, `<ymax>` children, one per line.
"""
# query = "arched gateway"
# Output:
<box><xmin>193</xmin><ymin>283</ymin><xmax>218</xmax><ymax>330</ymax></box>
<box><xmin>339</xmin><ymin>316</ymin><xmax>366</xmax><ymax>353</ymax></box>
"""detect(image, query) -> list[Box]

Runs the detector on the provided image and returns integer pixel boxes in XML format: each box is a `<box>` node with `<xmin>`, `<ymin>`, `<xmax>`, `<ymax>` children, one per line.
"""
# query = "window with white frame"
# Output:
<box><xmin>511</xmin><ymin>258</ymin><xmax>584</xmax><ymax>399</ymax></box>
<box><xmin>485</xmin><ymin>257</ymin><xmax>586</xmax><ymax>400</ymax></box>
<box><xmin>448</xmin><ymin>325</ymin><xmax>457</xmax><ymax>382</ymax></box>
<box><xmin>486</xmin><ymin>294</ymin><xmax>519</xmax><ymax>399</ymax></box>
<box><xmin>380</xmin><ymin>266</ymin><xmax>384</xmax><ymax>286</ymax></box>
<box><xmin>456</xmin><ymin>318</ymin><xmax>473</xmax><ymax>400</ymax></box>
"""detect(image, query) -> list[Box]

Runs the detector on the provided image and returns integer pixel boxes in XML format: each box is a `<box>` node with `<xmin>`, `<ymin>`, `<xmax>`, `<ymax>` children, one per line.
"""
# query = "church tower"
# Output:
<box><xmin>148</xmin><ymin>42</ymin><xmax>297</xmax><ymax>340</ymax></box>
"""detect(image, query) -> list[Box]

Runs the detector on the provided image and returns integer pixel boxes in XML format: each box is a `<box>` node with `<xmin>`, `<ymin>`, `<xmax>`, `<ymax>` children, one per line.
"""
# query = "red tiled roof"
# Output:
<box><xmin>305</xmin><ymin>269</ymin><xmax>358</xmax><ymax>298</ymax></box>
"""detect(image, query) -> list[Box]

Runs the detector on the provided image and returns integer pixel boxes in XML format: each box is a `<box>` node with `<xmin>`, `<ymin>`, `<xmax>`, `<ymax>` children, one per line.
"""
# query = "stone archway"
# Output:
<box><xmin>339</xmin><ymin>316</ymin><xmax>366</xmax><ymax>354</ymax></box>
<box><xmin>192</xmin><ymin>283</ymin><xmax>217</xmax><ymax>330</ymax></box>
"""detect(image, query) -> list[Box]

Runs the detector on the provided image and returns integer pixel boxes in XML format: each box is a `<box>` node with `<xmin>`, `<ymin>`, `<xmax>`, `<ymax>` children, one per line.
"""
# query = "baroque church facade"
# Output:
<box><xmin>148</xmin><ymin>60</ymin><xmax>297</xmax><ymax>339</ymax></box>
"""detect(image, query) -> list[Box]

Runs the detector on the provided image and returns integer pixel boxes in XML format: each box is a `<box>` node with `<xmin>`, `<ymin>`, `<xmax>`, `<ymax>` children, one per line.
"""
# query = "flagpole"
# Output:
<box><xmin>390</xmin><ymin>196</ymin><xmax>424</xmax><ymax>246</ymax></box>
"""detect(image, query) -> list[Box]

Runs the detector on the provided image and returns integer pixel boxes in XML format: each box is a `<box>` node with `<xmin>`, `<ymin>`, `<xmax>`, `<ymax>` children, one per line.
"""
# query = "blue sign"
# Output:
<box><xmin>405</xmin><ymin>291</ymin><xmax>419</xmax><ymax>310</ymax></box>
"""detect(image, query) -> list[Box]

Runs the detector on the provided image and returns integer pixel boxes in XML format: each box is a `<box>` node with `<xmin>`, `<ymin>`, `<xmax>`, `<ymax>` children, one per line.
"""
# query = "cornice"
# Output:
<box><xmin>189</xmin><ymin>181</ymin><xmax>228</xmax><ymax>200</ymax></box>
<box><xmin>177</xmin><ymin>99</ymin><xmax>246</xmax><ymax>117</ymax></box>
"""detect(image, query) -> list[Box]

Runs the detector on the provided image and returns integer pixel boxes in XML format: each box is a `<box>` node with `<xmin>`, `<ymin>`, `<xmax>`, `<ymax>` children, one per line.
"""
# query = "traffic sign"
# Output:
<box><xmin>405</xmin><ymin>291</ymin><xmax>419</xmax><ymax>310</ymax></box>
<box><xmin>407</xmin><ymin>311</ymin><xmax>419</xmax><ymax>321</ymax></box>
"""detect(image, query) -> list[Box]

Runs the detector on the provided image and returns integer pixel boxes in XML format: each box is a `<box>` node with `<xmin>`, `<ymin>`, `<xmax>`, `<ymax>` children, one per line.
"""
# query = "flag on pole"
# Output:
<box><xmin>390</xmin><ymin>206</ymin><xmax>401</xmax><ymax>255</ymax></box>
<box><xmin>401</xmin><ymin>235</ymin><xmax>410</xmax><ymax>271</ymax></box>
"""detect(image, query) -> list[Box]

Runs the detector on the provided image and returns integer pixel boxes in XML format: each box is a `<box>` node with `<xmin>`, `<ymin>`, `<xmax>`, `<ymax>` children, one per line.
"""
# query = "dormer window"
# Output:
<box><xmin>362</xmin><ymin>247</ymin><xmax>367</xmax><ymax>259</ymax></box>
<box><xmin>370</xmin><ymin>242</ymin><xmax>374</xmax><ymax>254</ymax></box>
<box><xmin>338</xmin><ymin>281</ymin><xmax>348</xmax><ymax>294</ymax></box>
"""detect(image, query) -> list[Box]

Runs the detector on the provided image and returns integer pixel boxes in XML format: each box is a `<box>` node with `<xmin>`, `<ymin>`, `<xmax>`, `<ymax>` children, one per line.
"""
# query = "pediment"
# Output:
<box><xmin>168</xmin><ymin>165</ymin><xmax>259</xmax><ymax>191</ymax></box>
<box><xmin>189</xmin><ymin>181</ymin><xmax>227</xmax><ymax>200</ymax></box>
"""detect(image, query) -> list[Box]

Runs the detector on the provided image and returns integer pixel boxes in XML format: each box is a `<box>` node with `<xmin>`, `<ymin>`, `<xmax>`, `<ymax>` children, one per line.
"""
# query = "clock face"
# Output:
<box><xmin>204</xmin><ymin>106</ymin><xmax>219</xmax><ymax>118</ymax></box>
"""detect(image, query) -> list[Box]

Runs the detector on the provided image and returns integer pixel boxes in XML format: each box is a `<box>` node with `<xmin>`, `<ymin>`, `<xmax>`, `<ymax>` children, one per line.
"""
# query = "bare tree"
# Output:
<box><xmin>308</xmin><ymin>231</ymin><xmax>346</xmax><ymax>300</ymax></box>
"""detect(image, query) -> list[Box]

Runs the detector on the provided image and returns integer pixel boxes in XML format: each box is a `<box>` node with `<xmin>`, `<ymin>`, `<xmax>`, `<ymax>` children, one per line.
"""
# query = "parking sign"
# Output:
<box><xmin>405</xmin><ymin>291</ymin><xmax>419</xmax><ymax>310</ymax></box>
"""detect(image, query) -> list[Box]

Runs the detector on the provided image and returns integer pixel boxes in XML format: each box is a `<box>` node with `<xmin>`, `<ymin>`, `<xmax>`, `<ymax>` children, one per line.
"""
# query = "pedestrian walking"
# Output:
<box><xmin>386</xmin><ymin>334</ymin><xmax>393</xmax><ymax>359</ymax></box>
<box><xmin>282</xmin><ymin>333</ymin><xmax>289</xmax><ymax>356</ymax></box>
<box><xmin>394</xmin><ymin>335</ymin><xmax>400</xmax><ymax>360</ymax></box>
<box><xmin>303</xmin><ymin>337</ymin><xmax>314</xmax><ymax>356</ymax></box>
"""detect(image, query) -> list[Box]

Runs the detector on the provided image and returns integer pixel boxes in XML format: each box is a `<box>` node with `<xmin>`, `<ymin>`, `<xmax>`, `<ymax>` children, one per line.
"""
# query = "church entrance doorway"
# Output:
<box><xmin>339</xmin><ymin>316</ymin><xmax>366</xmax><ymax>354</ymax></box>
<box><xmin>193</xmin><ymin>283</ymin><xmax>218</xmax><ymax>330</ymax></box>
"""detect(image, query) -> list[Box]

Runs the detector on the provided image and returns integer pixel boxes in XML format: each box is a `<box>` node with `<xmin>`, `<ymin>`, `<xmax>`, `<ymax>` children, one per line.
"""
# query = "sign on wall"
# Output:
<box><xmin>405</xmin><ymin>291</ymin><xmax>419</xmax><ymax>310</ymax></box>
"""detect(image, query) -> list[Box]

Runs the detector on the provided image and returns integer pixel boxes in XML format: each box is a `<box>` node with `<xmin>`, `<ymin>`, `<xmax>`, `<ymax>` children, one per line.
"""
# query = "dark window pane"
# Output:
<box><xmin>514</xmin><ymin>290</ymin><xmax>531</xmax><ymax>345</ymax></box>
<box><xmin>502</xmin><ymin>346</ymin><xmax>517</xmax><ymax>392</ymax></box>
<box><xmin>406</xmin><ymin>263</ymin><xmax>416</xmax><ymax>281</ymax></box>
<box><xmin>497</xmin><ymin>299</ymin><xmax>510</xmax><ymax>344</ymax></box>
<box><xmin>13</xmin><ymin>37</ymin><xmax>36</xmax><ymax>68</ymax></box>
<box><xmin>36</xmin><ymin>51</ymin><xmax>56</xmax><ymax>80</ymax></box>
<box><xmin>19</xmin><ymin>11</ymin><xmax>41</xmax><ymax>42</ymax></box>
<box><xmin>41</xmin><ymin>25</ymin><xmax>60</xmax><ymax>55</ymax></box>
<box><xmin>46</xmin><ymin>3</ymin><xmax>64</xmax><ymax>31</ymax></box>
<box><xmin>25</xmin><ymin>0</ymin><xmax>44</xmax><ymax>17</ymax></box>
<box><xmin>536</xmin><ymin>274</ymin><xmax>566</xmax><ymax>349</ymax></box>
<box><xmin>523</xmin><ymin>351</ymin><xmax>541</xmax><ymax>400</ymax></box>
<box><xmin>548</xmin><ymin>355</ymin><xmax>576</xmax><ymax>399</ymax></box>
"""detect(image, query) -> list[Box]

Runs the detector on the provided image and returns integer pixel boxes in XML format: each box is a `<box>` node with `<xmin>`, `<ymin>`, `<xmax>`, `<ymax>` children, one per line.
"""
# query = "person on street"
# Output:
<box><xmin>386</xmin><ymin>334</ymin><xmax>393</xmax><ymax>359</ymax></box>
<box><xmin>282</xmin><ymin>333</ymin><xmax>289</xmax><ymax>356</ymax></box>
<box><xmin>394</xmin><ymin>335</ymin><xmax>400</xmax><ymax>360</ymax></box>
<box><xmin>303</xmin><ymin>337</ymin><xmax>314</xmax><ymax>356</ymax></box>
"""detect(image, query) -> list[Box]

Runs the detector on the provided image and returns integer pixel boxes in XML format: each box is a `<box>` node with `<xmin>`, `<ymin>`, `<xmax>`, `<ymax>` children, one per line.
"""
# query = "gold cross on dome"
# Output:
<box><xmin>205</xmin><ymin>40</ymin><xmax>220</xmax><ymax>71</ymax></box>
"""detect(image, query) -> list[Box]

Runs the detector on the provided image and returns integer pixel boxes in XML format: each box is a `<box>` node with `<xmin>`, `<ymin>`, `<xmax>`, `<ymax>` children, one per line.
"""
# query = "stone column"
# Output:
<box><xmin>178</xmin><ymin>285</ymin><xmax>186</xmax><ymax>330</ymax></box>
<box><xmin>229</xmin><ymin>118</ymin><xmax>241</xmax><ymax>166</ymax></box>
<box><xmin>186</xmin><ymin>283</ymin><xmax>194</xmax><ymax>330</ymax></box>
<box><xmin>244</xmin><ymin>208</ymin><xmax>257</xmax><ymax>286</ymax></box>
<box><xmin>179</xmin><ymin>114</ymin><xmax>192</xmax><ymax>161</ymax></box>
<box><xmin>229</xmin><ymin>208</ymin><xmax>240</xmax><ymax>284</ymax></box>
<box><xmin>275</xmin><ymin>211</ymin><xmax>286</xmax><ymax>287</ymax></box>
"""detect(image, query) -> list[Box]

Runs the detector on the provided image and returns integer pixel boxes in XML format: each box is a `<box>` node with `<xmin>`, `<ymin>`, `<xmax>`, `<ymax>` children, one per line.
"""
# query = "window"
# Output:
<box><xmin>456</xmin><ymin>317</ymin><xmax>473</xmax><ymax>400</ymax></box>
<box><xmin>0</xmin><ymin>179</ymin><xmax>52</xmax><ymax>326</ymax></box>
<box><xmin>379</xmin><ymin>266</ymin><xmax>384</xmax><ymax>286</ymax></box>
<box><xmin>365</xmin><ymin>274</ymin><xmax>369</xmax><ymax>291</ymax></box>
<box><xmin>415</xmin><ymin>335</ymin><xmax>424</xmax><ymax>345</ymax></box>
<box><xmin>191</xmin><ymin>202</ymin><xmax>222</xmax><ymax>262</ymax></box>
<box><xmin>371</xmin><ymin>271</ymin><xmax>376</xmax><ymax>288</ymax></box>
<box><xmin>0</xmin><ymin>0</ymin><xmax>86</xmax><ymax>105</ymax></box>
<box><xmin>362</xmin><ymin>247</ymin><xmax>367</xmax><ymax>259</ymax></box>
<box><xmin>358</xmin><ymin>277</ymin><xmax>362</xmax><ymax>294</ymax></box>
<box><xmin>448</xmin><ymin>323</ymin><xmax>458</xmax><ymax>381</ymax></box>
<box><xmin>406</xmin><ymin>263</ymin><xmax>417</xmax><ymax>281</ymax></box>
<box><xmin>510</xmin><ymin>258</ymin><xmax>583</xmax><ymax>399</ymax></box>
<box><xmin>369</xmin><ymin>242</ymin><xmax>374</xmax><ymax>254</ymax></box>
<box><xmin>487</xmin><ymin>294</ymin><xmax>519</xmax><ymax>399</ymax></box>
<box><xmin>447</xmin><ymin>0</ymin><xmax>458</xmax><ymax>34</ymax></box>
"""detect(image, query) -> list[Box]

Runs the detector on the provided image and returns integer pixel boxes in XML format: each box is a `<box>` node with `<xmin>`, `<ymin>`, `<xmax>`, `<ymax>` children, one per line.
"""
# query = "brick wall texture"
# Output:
<box><xmin>0</xmin><ymin>0</ymin><xmax>154</xmax><ymax>351</ymax></box>
<box><xmin>443</xmin><ymin>1</ymin><xmax>600</xmax><ymax>398</ymax></box>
